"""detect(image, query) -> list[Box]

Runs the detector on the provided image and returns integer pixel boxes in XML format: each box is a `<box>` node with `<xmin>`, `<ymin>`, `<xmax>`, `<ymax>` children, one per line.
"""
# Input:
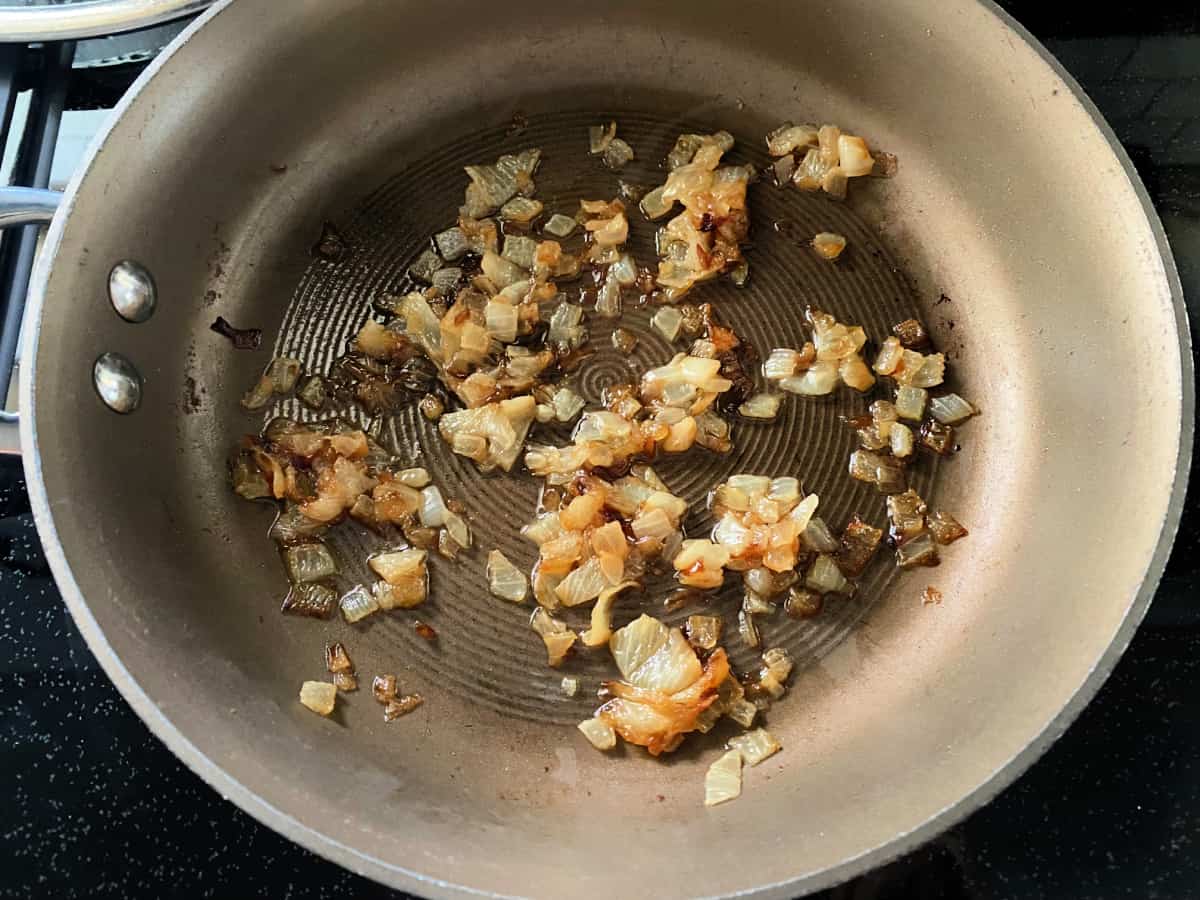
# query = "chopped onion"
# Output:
<box><xmin>812</xmin><ymin>232</ymin><xmax>847</xmax><ymax>261</ymax></box>
<box><xmin>837</xmin><ymin>134</ymin><xmax>874</xmax><ymax>177</ymax></box>
<box><xmin>785</xmin><ymin>586</ymin><xmax>822</xmax><ymax>618</ymax></box>
<box><xmin>763</xmin><ymin>348</ymin><xmax>801</xmax><ymax>381</ymax></box>
<box><xmin>728</xmin><ymin>728</ymin><xmax>782</xmax><ymax>766</ymax></box>
<box><xmin>836</xmin><ymin>515</ymin><xmax>883</xmax><ymax>576</ymax></box>
<box><xmin>340</xmin><ymin>584</ymin><xmax>381</xmax><ymax>623</ymax></box>
<box><xmin>408</xmin><ymin>248</ymin><xmax>443</xmax><ymax>284</ymax></box>
<box><xmin>485</xmin><ymin>300</ymin><xmax>519</xmax><ymax>342</ymax></box>
<box><xmin>487</xmin><ymin>549</ymin><xmax>528</xmax><ymax>603</ymax></box>
<box><xmin>281</xmin><ymin>583</ymin><xmax>337</xmax><ymax>619</ymax></box>
<box><xmin>530</xmin><ymin>607</ymin><xmax>576</xmax><ymax>666</ymax></box>
<box><xmin>743</xmin><ymin>590</ymin><xmax>775</xmax><ymax>616</ymax></box>
<box><xmin>369</xmin><ymin>548</ymin><xmax>427</xmax><ymax>584</ymax></box>
<box><xmin>299</xmin><ymin>681</ymin><xmax>337</xmax><ymax>716</ymax></box>
<box><xmin>554</xmin><ymin>556</ymin><xmax>608</xmax><ymax>607</ymax></box>
<box><xmin>685</xmin><ymin>614</ymin><xmax>723</xmax><ymax>650</ymax></box>
<box><xmin>419</xmin><ymin>485</ymin><xmax>448</xmax><ymax>527</ymax></box>
<box><xmin>766</xmin><ymin>123</ymin><xmax>818</xmax><ymax>156</ymax></box>
<box><xmin>589</xmin><ymin>121</ymin><xmax>617</xmax><ymax>154</ymax></box>
<box><xmin>500</xmin><ymin>196</ymin><xmax>543</xmax><ymax>224</ymax></box>
<box><xmin>603</xmin><ymin>138</ymin><xmax>635</xmax><ymax>170</ymax></box>
<box><xmin>928</xmin><ymin>510</ymin><xmax>968</xmax><ymax>545</ymax></box>
<box><xmin>443</xmin><ymin>510</ymin><xmax>472</xmax><ymax>549</ymax></box>
<box><xmin>705</xmin><ymin>750</ymin><xmax>743</xmax><ymax>807</ymax></box>
<box><xmin>779</xmin><ymin>359</ymin><xmax>838</xmax><ymax>395</ymax></box>
<box><xmin>543</xmin><ymin>213</ymin><xmax>577</xmax><ymax>238</ymax></box>
<box><xmin>929</xmin><ymin>393</ymin><xmax>976</xmax><ymax>424</ymax></box>
<box><xmin>874</xmin><ymin>336</ymin><xmax>904</xmax><ymax>375</ymax></box>
<box><xmin>738</xmin><ymin>392</ymin><xmax>781</xmax><ymax>420</ymax></box>
<box><xmin>384</xmin><ymin>694</ymin><xmax>424</xmax><ymax>721</ymax></box>
<box><xmin>727</xmin><ymin>698</ymin><xmax>758</xmax><ymax>729</ymax></box>
<box><xmin>578</xmin><ymin>717</ymin><xmax>617</xmax><ymax>750</ymax></box>
<box><xmin>651</xmin><ymin>306</ymin><xmax>683</xmax><ymax>342</ymax></box>
<box><xmin>896</xmin><ymin>531</ymin><xmax>939</xmax><ymax>568</ymax></box>
<box><xmin>610</xmin><ymin>614</ymin><xmax>702</xmax><ymax>693</ymax></box>
<box><xmin>561</xmin><ymin>676</ymin><xmax>581</xmax><ymax>697</ymax></box>
<box><xmin>434</xmin><ymin>226</ymin><xmax>469</xmax><ymax>261</ymax></box>
<box><xmin>806</xmin><ymin>554</ymin><xmax>851</xmax><ymax>594</ymax></box>
<box><xmin>887</xmin><ymin>489</ymin><xmax>928</xmax><ymax>544</ymax></box>
<box><xmin>596</xmin><ymin>268</ymin><xmax>622</xmax><ymax>318</ymax></box>
<box><xmin>397</xmin><ymin>468</ymin><xmax>430</xmax><ymax>488</ymax></box>
<box><xmin>895</xmin><ymin>385</ymin><xmax>928</xmax><ymax>421</ymax></box>
<box><xmin>738</xmin><ymin>609</ymin><xmax>760</xmax><ymax>648</ymax></box>
<box><xmin>283</xmin><ymin>543</ymin><xmax>337</xmax><ymax>584</ymax></box>
<box><xmin>582</xmin><ymin>581</ymin><xmax>637</xmax><ymax>647</ymax></box>
<box><xmin>890</xmin><ymin>422</ymin><xmax>914</xmax><ymax>458</ymax></box>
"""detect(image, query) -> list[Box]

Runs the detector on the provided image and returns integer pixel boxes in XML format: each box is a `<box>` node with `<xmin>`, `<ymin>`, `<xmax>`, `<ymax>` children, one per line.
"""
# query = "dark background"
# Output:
<box><xmin>1</xmin><ymin>3</ymin><xmax>1198</xmax><ymax>897</ymax></box>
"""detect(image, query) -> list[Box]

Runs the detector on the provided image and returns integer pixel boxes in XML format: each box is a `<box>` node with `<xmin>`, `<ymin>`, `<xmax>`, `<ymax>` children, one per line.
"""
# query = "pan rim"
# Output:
<box><xmin>18</xmin><ymin>1</ymin><xmax>1194</xmax><ymax>897</ymax></box>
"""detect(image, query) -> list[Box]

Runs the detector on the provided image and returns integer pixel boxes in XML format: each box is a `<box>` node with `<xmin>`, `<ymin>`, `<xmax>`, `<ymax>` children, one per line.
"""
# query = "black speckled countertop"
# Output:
<box><xmin>2</xmin><ymin>4</ymin><xmax>1199</xmax><ymax>898</ymax></box>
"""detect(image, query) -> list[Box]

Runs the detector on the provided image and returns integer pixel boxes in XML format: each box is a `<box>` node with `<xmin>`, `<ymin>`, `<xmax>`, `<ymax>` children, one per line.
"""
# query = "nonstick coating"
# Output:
<box><xmin>20</xmin><ymin>1</ymin><xmax>1190</xmax><ymax>897</ymax></box>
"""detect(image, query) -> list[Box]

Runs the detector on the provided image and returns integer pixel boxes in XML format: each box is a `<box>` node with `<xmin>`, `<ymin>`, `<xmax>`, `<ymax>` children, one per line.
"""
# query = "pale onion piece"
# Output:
<box><xmin>712</xmin><ymin>483</ymin><xmax>749</xmax><ymax>513</ymax></box>
<box><xmin>738</xmin><ymin>393</ymin><xmax>781</xmax><ymax>420</ymax></box>
<box><xmin>848</xmin><ymin>449</ymin><xmax>884</xmax><ymax>483</ymax></box>
<box><xmin>451</xmin><ymin>433</ymin><xmax>487</xmax><ymax>461</ymax></box>
<box><xmin>554</xmin><ymin>557</ymin><xmax>608</xmax><ymax>607</ymax></box>
<box><xmin>871</xmin><ymin>400</ymin><xmax>898</xmax><ymax>440</ymax></box>
<box><xmin>603</xmin><ymin>138</ymin><xmax>635</xmax><ymax>170</ymax></box>
<box><xmin>397</xmin><ymin>468</ymin><xmax>431</xmax><ymax>488</ymax></box>
<box><xmin>610</xmin><ymin>615</ymin><xmax>703</xmax><ymax>696</ymax></box>
<box><xmin>283</xmin><ymin>543</ymin><xmax>338</xmax><ymax>584</ymax></box>
<box><xmin>766</xmin><ymin>123</ymin><xmax>818</xmax><ymax>156</ymax></box>
<box><xmin>838</xmin><ymin>134</ymin><xmax>874</xmax><ymax>177</ymax></box>
<box><xmin>548</xmin><ymin>387</ymin><xmax>584</xmax><ymax>423</ymax></box>
<box><xmin>434</xmin><ymin>226</ymin><xmax>469</xmax><ymax>261</ymax></box>
<box><xmin>590</xmin><ymin>520</ymin><xmax>629</xmax><ymax>559</ymax></box>
<box><xmin>500</xmin><ymin>196</ymin><xmax>543</xmax><ymax>224</ymax></box>
<box><xmin>802</xmin><ymin>516</ymin><xmax>839</xmax><ymax>553</ymax></box>
<box><xmin>369</xmin><ymin>548</ymin><xmax>427</xmax><ymax>585</ymax></box>
<box><xmin>481</xmin><ymin>250</ymin><xmax>527</xmax><ymax>288</ymax></box>
<box><xmin>547</xmin><ymin>301</ymin><xmax>585</xmax><ymax>345</ymax></box>
<box><xmin>705</xmin><ymin>750</ymin><xmax>743</xmax><ymax>807</ymax></box>
<box><xmin>611</xmin><ymin>253</ymin><xmax>638</xmax><ymax>287</ymax></box>
<box><xmin>522</xmin><ymin>512</ymin><xmax>562</xmax><ymax>547</ymax></box>
<box><xmin>909</xmin><ymin>353</ymin><xmax>946</xmax><ymax>389</ymax></box>
<box><xmin>596</xmin><ymin>268</ymin><xmax>622</xmax><ymax>318</ymax></box>
<box><xmin>487</xmin><ymin>550</ymin><xmax>528</xmax><ymax>603</ymax></box>
<box><xmin>806</xmin><ymin>554</ymin><xmax>851</xmax><ymax>594</ymax></box>
<box><xmin>561</xmin><ymin>676</ymin><xmax>581</xmax><ymax>697</ymax></box>
<box><xmin>762</xmin><ymin>348</ymin><xmax>801</xmax><ymax>381</ymax></box>
<box><xmin>531</xmin><ymin>607</ymin><xmax>576</xmax><ymax>666</ymax></box>
<box><xmin>812</xmin><ymin>232</ymin><xmax>847</xmax><ymax>261</ymax></box>
<box><xmin>728</xmin><ymin>698</ymin><xmax>758</xmax><ymax>729</ymax></box>
<box><xmin>561</xmin><ymin>491</ymin><xmax>604</xmax><ymax>531</ymax></box>
<box><xmin>840</xmin><ymin>354</ymin><xmax>876</xmax><ymax>392</ymax></box>
<box><xmin>767</xmin><ymin>477</ymin><xmax>801</xmax><ymax>507</ymax></box>
<box><xmin>543</xmin><ymin>213</ymin><xmax>577</xmax><ymax>238</ymax></box>
<box><xmin>299</xmin><ymin>681</ymin><xmax>337</xmax><ymax>716</ymax></box>
<box><xmin>728</xmin><ymin>728</ymin><xmax>782</xmax><ymax>766</ymax></box>
<box><xmin>443</xmin><ymin>511</ymin><xmax>472</xmax><ymax>549</ymax></box>
<box><xmin>582</xmin><ymin>581</ymin><xmax>638</xmax><ymax>647</ymax></box>
<box><xmin>685</xmin><ymin>615</ymin><xmax>723</xmax><ymax>651</ymax></box>
<box><xmin>895</xmin><ymin>385</ymin><xmax>928</xmax><ymax>421</ymax></box>
<box><xmin>873</xmin><ymin>336</ymin><xmax>904</xmax><ymax>375</ymax></box>
<box><xmin>896</xmin><ymin>531</ymin><xmax>939</xmax><ymax>568</ymax></box>
<box><xmin>608</xmin><ymin>613</ymin><xmax>667</xmax><ymax>680</ymax></box>
<box><xmin>485</xmin><ymin>300</ymin><xmax>519</xmax><ymax>342</ymax></box>
<box><xmin>738</xmin><ymin>609</ymin><xmax>760</xmax><ymax>648</ymax></box>
<box><xmin>585</xmin><ymin>211</ymin><xmax>629</xmax><ymax>247</ymax></box>
<box><xmin>728</xmin><ymin>474</ymin><xmax>772</xmax><ymax>497</ymax></box>
<box><xmin>742</xmin><ymin>590</ymin><xmax>774</xmax><ymax>616</ymax></box>
<box><xmin>399</xmin><ymin>292</ymin><xmax>444</xmax><ymax>361</ymax></box>
<box><xmin>673</xmin><ymin>539</ymin><xmax>730</xmax><ymax>589</ymax></box>
<box><xmin>652</xmin><ymin>306</ymin><xmax>683</xmax><ymax>342</ymax></box>
<box><xmin>589</xmin><ymin>121</ymin><xmax>617</xmax><ymax>154</ymax></box>
<box><xmin>763</xmin><ymin>646</ymin><xmax>794</xmax><ymax>682</ymax></box>
<box><xmin>354</xmin><ymin>319</ymin><xmax>403</xmax><ymax>360</ymax></box>
<box><xmin>413</xmin><ymin>484</ymin><xmax>450</xmax><ymax>527</ymax></box>
<box><xmin>779</xmin><ymin>359</ymin><xmax>838</xmax><ymax>395</ymax></box>
<box><xmin>890</xmin><ymin>422</ymin><xmax>915</xmax><ymax>458</ymax></box>
<box><xmin>535</xmin><ymin>403</ymin><xmax>554</xmax><ymax>424</ymax></box>
<box><xmin>578</xmin><ymin>717</ymin><xmax>617</xmax><ymax>750</ymax></box>
<box><xmin>661</xmin><ymin>416</ymin><xmax>698</xmax><ymax>452</ymax></box>
<box><xmin>631</xmin><ymin>508</ymin><xmax>675</xmax><ymax>543</ymax></box>
<box><xmin>340</xmin><ymin>584</ymin><xmax>381</xmax><ymax>623</ymax></box>
<box><xmin>929</xmin><ymin>393</ymin><xmax>977</xmax><ymax>424</ymax></box>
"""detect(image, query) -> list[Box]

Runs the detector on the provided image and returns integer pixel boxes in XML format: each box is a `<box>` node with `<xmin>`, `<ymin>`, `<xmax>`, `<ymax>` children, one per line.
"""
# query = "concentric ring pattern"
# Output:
<box><xmin>264</xmin><ymin>110</ymin><xmax>936</xmax><ymax>724</ymax></box>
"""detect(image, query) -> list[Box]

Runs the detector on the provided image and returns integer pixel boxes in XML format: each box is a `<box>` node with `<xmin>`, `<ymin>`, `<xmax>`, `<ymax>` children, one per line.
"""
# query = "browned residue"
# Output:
<box><xmin>921</xmin><ymin>586</ymin><xmax>944</xmax><ymax>606</ymax></box>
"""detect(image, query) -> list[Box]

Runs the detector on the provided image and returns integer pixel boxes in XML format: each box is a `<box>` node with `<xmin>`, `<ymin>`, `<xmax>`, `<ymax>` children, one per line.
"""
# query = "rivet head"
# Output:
<box><xmin>108</xmin><ymin>260</ymin><xmax>156</xmax><ymax>322</ymax></box>
<box><xmin>93</xmin><ymin>353</ymin><xmax>142</xmax><ymax>414</ymax></box>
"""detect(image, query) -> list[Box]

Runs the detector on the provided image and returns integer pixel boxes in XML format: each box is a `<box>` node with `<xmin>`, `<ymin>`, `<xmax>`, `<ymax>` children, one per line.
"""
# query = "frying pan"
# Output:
<box><xmin>5</xmin><ymin>0</ymin><xmax>1190</xmax><ymax>896</ymax></box>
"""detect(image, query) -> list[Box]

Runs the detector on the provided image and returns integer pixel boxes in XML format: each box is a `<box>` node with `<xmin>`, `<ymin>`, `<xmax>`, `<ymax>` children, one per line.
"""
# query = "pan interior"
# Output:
<box><xmin>258</xmin><ymin>107</ymin><xmax>935</xmax><ymax>724</ymax></box>
<box><xmin>25</xmin><ymin>0</ymin><xmax>1187</xmax><ymax>897</ymax></box>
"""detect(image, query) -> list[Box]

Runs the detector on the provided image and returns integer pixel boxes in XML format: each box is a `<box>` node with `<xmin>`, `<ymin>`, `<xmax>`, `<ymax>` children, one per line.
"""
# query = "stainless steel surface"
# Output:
<box><xmin>0</xmin><ymin>0</ymin><xmax>207</xmax><ymax>41</ymax></box>
<box><xmin>16</xmin><ymin>0</ymin><xmax>1193</xmax><ymax>897</ymax></box>
<box><xmin>91</xmin><ymin>350</ymin><xmax>140</xmax><ymax>412</ymax></box>
<box><xmin>107</xmin><ymin>259</ymin><xmax>155</xmax><ymax>322</ymax></box>
<box><xmin>0</xmin><ymin>186</ymin><xmax>59</xmax><ymax>226</ymax></box>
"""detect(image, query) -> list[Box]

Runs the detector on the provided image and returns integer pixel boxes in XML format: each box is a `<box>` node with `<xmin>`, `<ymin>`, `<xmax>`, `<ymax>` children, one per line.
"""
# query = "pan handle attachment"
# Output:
<box><xmin>0</xmin><ymin>187</ymin><xmax>61</xmax><ymax>456</ymax></box>
<box><xmin>0</xmin><ymin>0</ymin><xmax>210</xmax><ymax>43</ymax></box>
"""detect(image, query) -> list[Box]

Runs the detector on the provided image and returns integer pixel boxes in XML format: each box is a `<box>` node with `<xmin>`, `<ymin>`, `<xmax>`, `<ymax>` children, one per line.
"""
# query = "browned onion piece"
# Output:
<box><xmin>835</xmin><ymin>515</ymin><xmax>883</xmax><ymax>576</ymax></box>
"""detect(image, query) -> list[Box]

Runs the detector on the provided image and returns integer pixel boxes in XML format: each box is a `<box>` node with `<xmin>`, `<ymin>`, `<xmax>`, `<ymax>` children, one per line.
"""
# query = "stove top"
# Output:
<box><xmin>1</xmin><ymin>3</ymin><xmax>1197</xmax><ymax>898</ymax></box>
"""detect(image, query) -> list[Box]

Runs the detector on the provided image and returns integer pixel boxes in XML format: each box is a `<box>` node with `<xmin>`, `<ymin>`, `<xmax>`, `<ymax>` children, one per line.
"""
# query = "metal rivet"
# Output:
<box><xmin>93</xmin><ymin>353</ymin><xmax>142</xmax><ymax>414</ymax></box>
<box><xmin>108</xmin><ymin>260</ymin><xmax>156</xmax><ymax>322</ymax></box>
